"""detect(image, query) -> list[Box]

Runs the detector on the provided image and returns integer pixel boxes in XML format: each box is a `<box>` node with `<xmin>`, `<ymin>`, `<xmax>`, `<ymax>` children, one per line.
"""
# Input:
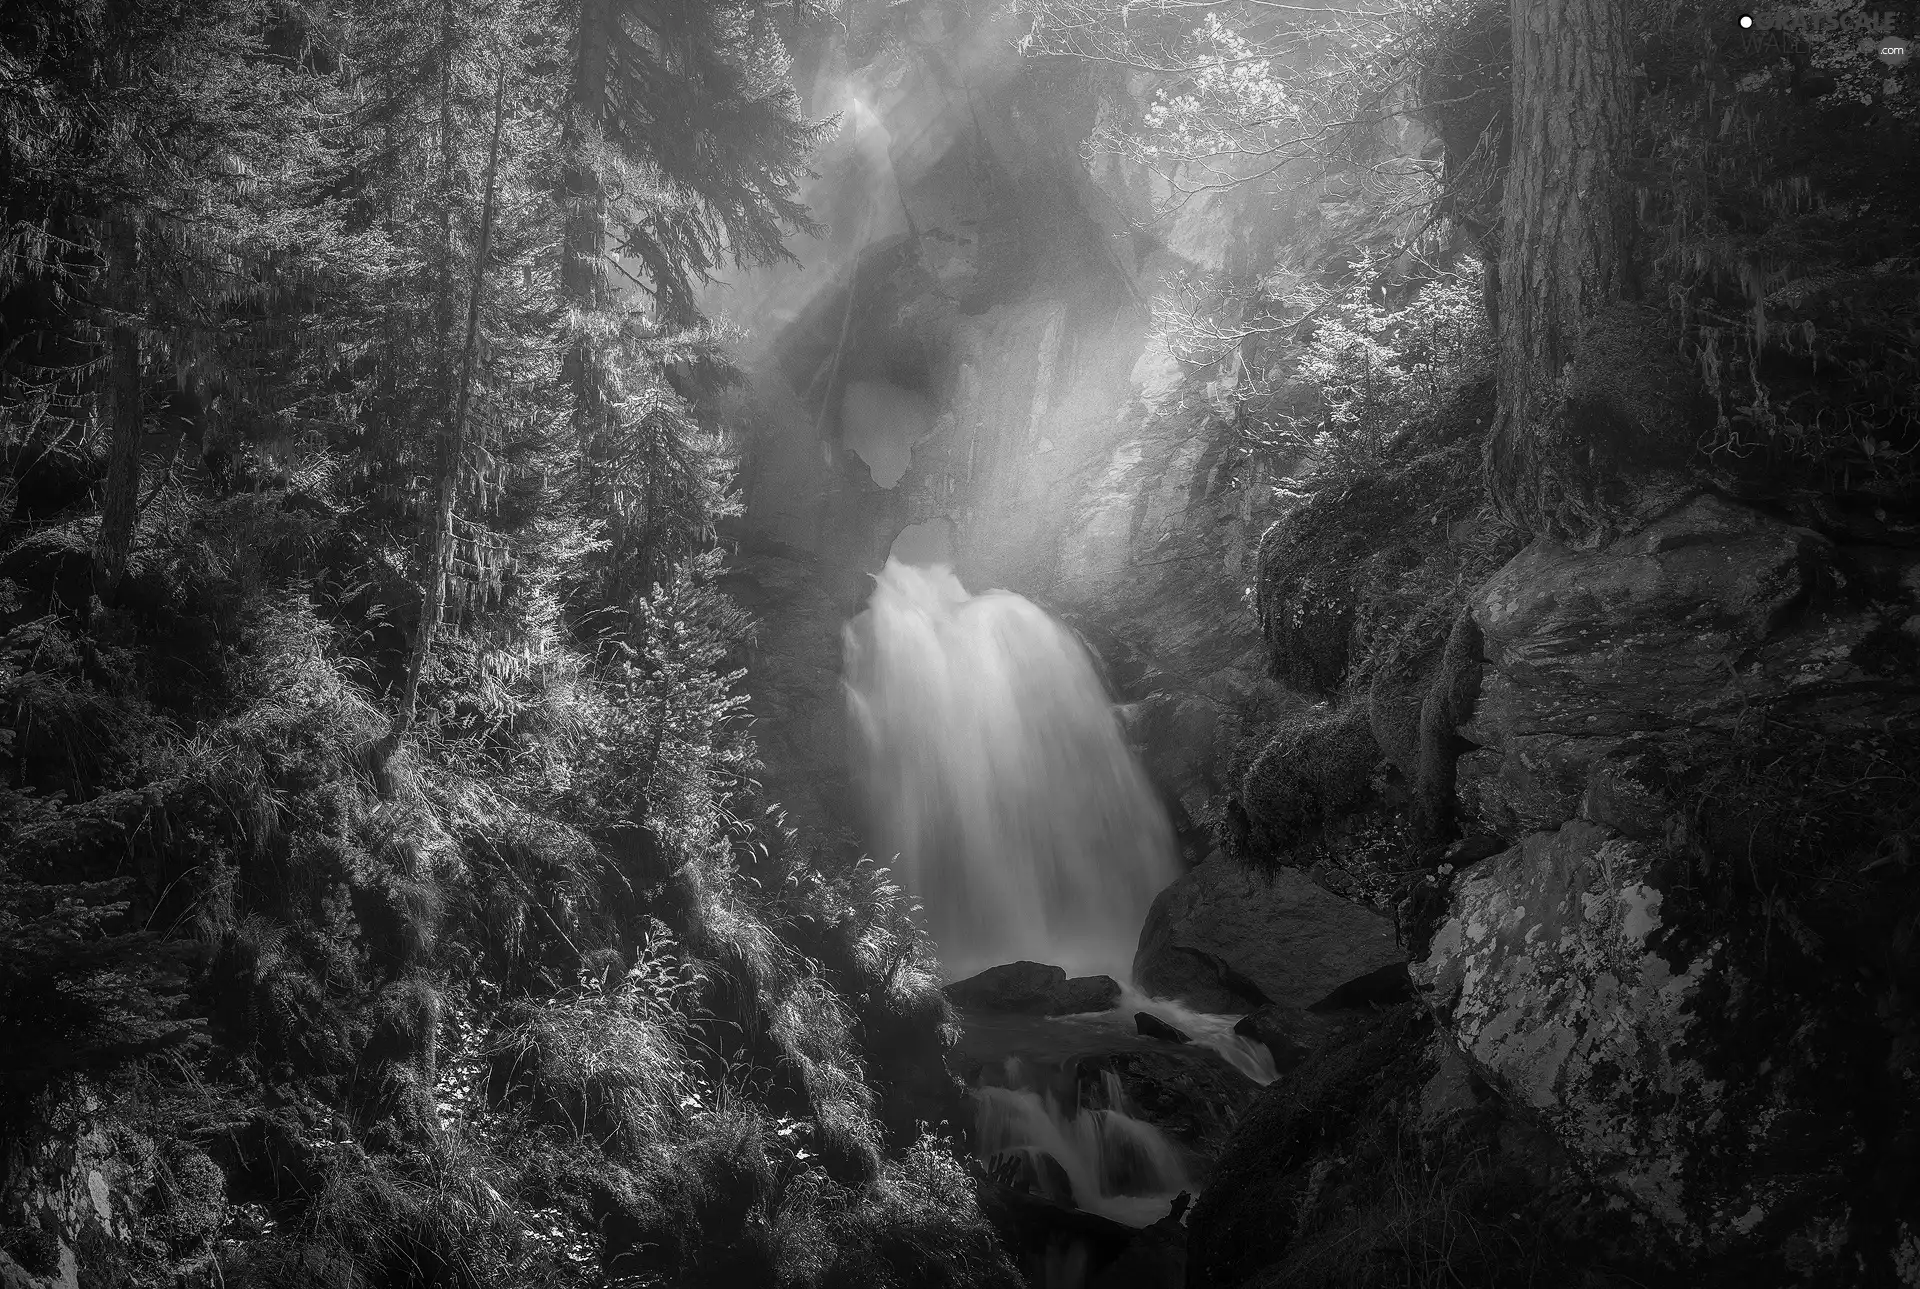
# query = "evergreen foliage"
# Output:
<box><xmin>0</xmin><ymin>1</ymin><xmax>1014</xmax><ymax>1284</ymax></box>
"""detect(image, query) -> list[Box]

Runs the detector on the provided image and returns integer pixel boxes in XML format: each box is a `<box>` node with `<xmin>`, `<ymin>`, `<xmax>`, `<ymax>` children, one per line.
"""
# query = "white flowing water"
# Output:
<box><xmin>843</xmin><ymin>557</ymin><xmax>1277</xmax><ymax>1248</ymax></box>
<box><xmin>842</xmin><ymin>558</ymin><xmax>1179</xmax><ymax>981</ymax></box>
<box><xmin>1119</xmin><ymin>984</ymin><xmax>1280</xmax><ymax>1086</ymax></box>
<box><xmin>974</xmin><ymin>1063</ymin><xmax>1192</xmax><ymax>1226</ymax></box>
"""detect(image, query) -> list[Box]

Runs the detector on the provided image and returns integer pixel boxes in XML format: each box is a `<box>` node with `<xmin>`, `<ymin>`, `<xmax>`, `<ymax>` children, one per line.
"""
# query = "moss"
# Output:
<box><xmin>148</xmin><ymin>1144</ymin><xmax>227</xmax><ymax>1254</ymax></box>
<box><xmin>1240</xmin><ymin>704</ymin><xmax>1383</xmax><ymax>859</ymax></box>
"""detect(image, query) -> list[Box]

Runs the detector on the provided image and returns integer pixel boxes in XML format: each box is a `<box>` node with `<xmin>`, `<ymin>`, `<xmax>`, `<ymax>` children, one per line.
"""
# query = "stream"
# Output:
<box><xmin>844</xmin><ymin>556</ymin><xmax>1285</xmax><ymax>1283</ymax></box>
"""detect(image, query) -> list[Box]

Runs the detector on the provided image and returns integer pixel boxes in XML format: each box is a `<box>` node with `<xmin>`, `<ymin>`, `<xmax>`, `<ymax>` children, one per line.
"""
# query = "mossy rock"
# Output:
<box><xmin>1241</xmin><ymin>704</ymin><xmax>1382</xmax><ymax>854</ymax></box>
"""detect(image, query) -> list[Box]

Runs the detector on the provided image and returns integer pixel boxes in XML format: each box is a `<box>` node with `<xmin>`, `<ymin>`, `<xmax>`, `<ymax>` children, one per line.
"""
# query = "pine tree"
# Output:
<box><xmin>559</xmin><ymin>0</ymin><xmax>822</xmax><ymax>624</ymax></box>
<box><xmin>1</xmin><ymin>0</ymin><xmax>344</xmax><ymax>597</ymax></box>
<box><xmin>1481</xmin><ymin>0</ymin><xmax>1637</xmax><ymax>537</ymax></box>
<box><xmin>391</xmin><ymin>37</ymin><xmax>512</xmax><ymax>743</ymax></box>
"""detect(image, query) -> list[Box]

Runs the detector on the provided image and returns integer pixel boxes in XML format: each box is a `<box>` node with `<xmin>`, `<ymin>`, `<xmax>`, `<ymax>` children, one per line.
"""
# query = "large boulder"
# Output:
<box><xmin>1133</xmin><ymin>1012</ymin><xmax>1190</xmax><ymax>1045</ymax></box>
<box><xmin>1185</xmin><ymin>1005</ymin><xmax>1625</xmax><ymax>1289</ymax></box>
<box><xmin>1457</xmin><ymin>492</ymin><xmax>1897</xmax><ymax>835</ymax></box>
<box><xmin>1132</xmin><ymin>853</ymin><xmax>1401</xmax><ymax>1013</ymax></box>
<box><xmin>945</xmin><ymin>962</ymin><xmax>1123</xmax><ymax>1016</ymax></box>
<box><xmin>1412</xmin><ymin>494</ymin><xmax>1920</xmax><ymax>1277</ymax></box>
<box><xmin>1307</xmin><ymin>960</ymin><xmax>1413</xmax><ymax>1012</ymax></box>
<box><xmin>1239</xmin><ymin>704</ymin><xmax>1381</xmax><ymax>855</ymax></box>
<box><xmin>1415</xmin><ymin>823</ymin><xmax>1722</xmax><ymax>1231</ymax></box>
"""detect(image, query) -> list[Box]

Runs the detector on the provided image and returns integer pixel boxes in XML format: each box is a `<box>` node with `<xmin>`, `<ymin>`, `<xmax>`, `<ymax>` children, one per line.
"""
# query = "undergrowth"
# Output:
<box><xmin>0</xmin><ymin>423</ymin><xmax>1013</xmax><ymax>1288</ymax></box>
<box><xmin>1639</xmin><ymin>0</ymin><xmax>1920</xmax><ymax>507</ymax></box>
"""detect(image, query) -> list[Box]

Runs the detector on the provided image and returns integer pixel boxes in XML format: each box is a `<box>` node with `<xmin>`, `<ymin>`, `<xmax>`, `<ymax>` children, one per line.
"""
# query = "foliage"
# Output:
<box><xmin>771</xmin><ymin>1133</ymin><xmax>1026</xmax><ymax>1289</ymax></box>
<box><xmin>1035</xmin><ymin>0</ymin><xmax>1502</xmax><ymax>512</ymax></box>
<box><xmin>484</xmin><ymin>928</ymin><xmax>696</xmax><ymax>1155</ymax></box>
<box><xmin>0</xmin><ymin>590</ymin><xmax>205</xmax><ymax>1099</ymax></box>
<box><xmin>1018</xmin><ymin>0</ymin><xmax>1475</xmax><ymax>212</ymax></box>
<box><xmin>1160</xmin><ymin>251</ymin><xmax>1491</xmax><ymax>480</ymax></box>
<box><xmin>1284</xmin><ymin>255</ymin><xmax>1490</xmax><ymax>473</ymax></box>
<box><xmin>0</xmin><ymin>1</ymin><xmax>1007</xmax><ymax>1285</ymax></box>
<box><xmin>1634</xmin><ymin>0</ymin><xmax>1920</xmax><ymax>500</ymax></box>
<box><xmin>1668</xmin><ymin>711</ymin><xmax>1920</xmax><ymax>942</ymax></box>
<box><xmin>1253</xmin><ymin>377</ymin><xmax>1494</xmax><ymax>694</ymax></box>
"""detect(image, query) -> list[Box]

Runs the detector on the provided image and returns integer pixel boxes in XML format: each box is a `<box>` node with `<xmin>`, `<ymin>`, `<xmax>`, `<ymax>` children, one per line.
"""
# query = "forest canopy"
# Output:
<box><xmin>4</xmin><ymin>0</ymin><xmax>1918</xmax><ymax>1284</ymax></box>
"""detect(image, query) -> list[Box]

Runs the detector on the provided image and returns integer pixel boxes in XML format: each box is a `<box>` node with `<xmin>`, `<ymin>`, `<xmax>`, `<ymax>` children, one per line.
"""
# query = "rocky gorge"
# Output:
<box><xmin>709</xmin><ymin>1</ymin><xmax>1920</xmax><ymax>1285</ymax></box>
<box><xmin>3</xmin><ymin>0</ymin><xmax>1916</xmax><ymax>1286</ymax></box>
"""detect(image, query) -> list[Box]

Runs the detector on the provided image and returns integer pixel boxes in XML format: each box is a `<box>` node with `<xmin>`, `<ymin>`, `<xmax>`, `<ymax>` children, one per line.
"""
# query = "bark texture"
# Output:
<box><xmin>1484</xmin><ymin>0</ymin><xmax>1635</xmax><ymax>538</ymax></box>
<box><xmin>561</xmin><ymin>0</ymin><xmax>610</xmax><ymax>440</ymax></box>
<box><xmin>93</xmin><ymin>324</ymin><xmax>143</xmax><ymax>600</ymax></box>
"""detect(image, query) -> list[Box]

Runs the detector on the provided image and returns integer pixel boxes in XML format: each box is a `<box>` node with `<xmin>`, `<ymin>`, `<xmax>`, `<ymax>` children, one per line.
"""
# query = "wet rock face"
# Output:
<box><xmin>1415</xmin><ymin>491</ymin><xmax>1920</xmax><ymax>1275</ymax></box>
<box><xmin>1076</xmin><ymin>1051</ymin><xmax>1257</xmax><ymax>1163</ymax></box>
<box><xmin>1131</xmin><ymin>853</ymin><xmax>1401</xmax><ymax>1013</ymax></box>
<box><xmin>1415</xmin><ymin>822</ymin><xmax>1720</xmax><ymax>1230</ymax></box>
<box><xmin>1457</xmin><ymin>492</ymin><xmax>1898</xmax><ymax>835</ymax></box>
<box><xmin>1185</xmin><ymin>1004</ymin><xmax>1634</xmax><ymax>1289</ymax></box>
<box><xmin>1414</xmin><ymin>822</ymin><xmax>1920</xmax><ymax>1276</ymax></box>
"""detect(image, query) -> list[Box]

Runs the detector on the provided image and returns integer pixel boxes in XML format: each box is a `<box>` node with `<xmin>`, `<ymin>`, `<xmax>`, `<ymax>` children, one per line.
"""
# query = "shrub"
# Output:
<box><xmin>483</xmin><ymin>938</ymin><xmax>694</xmax><ymax>1158</ymax></box>
<box><xmin>771</xmin><ymin>1135</ymin><xmax>1025</xmax><ymax>1289</ymax></box>
<box><xmin>146</xmin><ymin>1144</ymin><xmax>228</xmax><ymax>1256</ymax></box>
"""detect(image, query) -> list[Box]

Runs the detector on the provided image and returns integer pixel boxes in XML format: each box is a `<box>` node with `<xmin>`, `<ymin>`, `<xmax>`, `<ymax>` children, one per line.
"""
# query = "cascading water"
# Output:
<box><xmin>973</xmin><ymin>1061</ymin><xmax>1192</xmax><ymax>1227</ymax></box>
<box><xmin>844</xmin><ymin>556</ymin><xmax>1272</xmax><ymax>1260</ymax></box>
<box><xmin>842</xmin><ymin>558</ymin><xmax>1179</xmax><ymax>980</ymax></box>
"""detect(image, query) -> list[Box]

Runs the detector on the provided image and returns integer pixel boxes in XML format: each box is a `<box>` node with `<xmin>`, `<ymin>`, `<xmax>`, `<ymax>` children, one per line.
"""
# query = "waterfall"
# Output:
<box><xmin>974</xmin><ymin>1061</ymin><xmax>1192</xmax><ymax>1227</ymax></box>
<box><xmin>842</xmin><ymin>558</ymin><xmax>1180</xmax><ymax>981</ymax></box>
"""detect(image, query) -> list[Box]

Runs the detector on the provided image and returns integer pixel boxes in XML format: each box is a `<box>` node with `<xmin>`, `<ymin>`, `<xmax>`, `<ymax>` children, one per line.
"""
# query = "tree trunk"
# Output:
<box><xmin>392</xmin><ymin>58</ymin><xmax>509</xmax><ymax>747</ymax></box>
<box><xmin>93</xmin><ymin>323</ymin><xmax>143</xmax><ymax>600</ymax></box>
<box><xmin>1483</xmin><ymin>0</ymin><xmax>1635</xmax><ymax>538</ymax></box>
<box><xmin>562</xmin><ymin>0</ymin><xmax>611</xmax><ymax>444</ymax></box>
<box><xmin>434</xmin><ymin>0</ymin><xmax>460</xmax><ymax>415</ymax></box>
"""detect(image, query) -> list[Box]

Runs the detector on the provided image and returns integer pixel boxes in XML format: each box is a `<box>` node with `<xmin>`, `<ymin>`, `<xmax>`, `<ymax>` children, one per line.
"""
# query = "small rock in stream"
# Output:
<box><xmin>1134</xmin><ymin>1012</ymin><xmax>1191</xmax><ymax>1044</ymax></box>
<box><xmin>1232</xmin><ymin>1008</ymin><xmax>1312</xmax><ymax>1072</ymax></box>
